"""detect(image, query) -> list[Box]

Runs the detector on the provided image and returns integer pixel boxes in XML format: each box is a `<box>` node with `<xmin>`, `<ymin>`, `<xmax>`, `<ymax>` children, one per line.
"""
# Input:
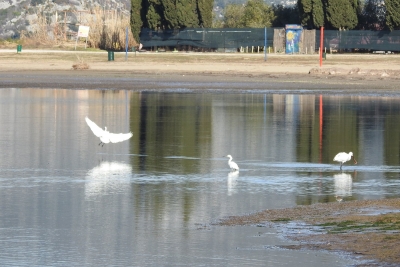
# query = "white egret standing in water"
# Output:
<box><xmin>226</xmin><ymin>155</ymin><xmax>239</xmax><ymax>171</ymax></box>
<box><xmin>335</xmin><ymin>195</ymin><xmax>343</xmax><ymax>202</ymax></box>
<box><xmin>85</xmin><ymin>117</ymin><xmax>133</xmax><ymax>146</ymax></box>
<box><xmin>333</xmin><ymin>152</ymin><xmax>357</xmax><ymax>170</ymax></box>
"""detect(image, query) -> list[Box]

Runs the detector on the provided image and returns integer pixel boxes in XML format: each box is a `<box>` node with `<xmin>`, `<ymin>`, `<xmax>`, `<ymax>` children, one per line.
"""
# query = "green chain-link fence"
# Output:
<box><xmin>140</xmin><ymin>28</ymin><xmax>274</xmax><ymax>52</ymax></box>
<box><xmin>140</xmin><ymin>28</ymin><xmax>400</xmax><ymax>53</ymax></box>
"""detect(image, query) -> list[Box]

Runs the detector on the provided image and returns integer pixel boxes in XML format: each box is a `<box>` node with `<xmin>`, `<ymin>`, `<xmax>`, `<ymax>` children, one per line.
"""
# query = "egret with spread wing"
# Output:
<box><xmin>85</xmin><ymin>117</ymin><xmax>132</xmax><ymax>146</ymax></box>
<box><xmin>333</xmin><ymin>152</ymin><xmax>357</xmax><ymax>170</ymax></box>
<box><xmin>226</xmin><ymin>155</ymin><xmax>239</xmax><ymax>171</ymax></box>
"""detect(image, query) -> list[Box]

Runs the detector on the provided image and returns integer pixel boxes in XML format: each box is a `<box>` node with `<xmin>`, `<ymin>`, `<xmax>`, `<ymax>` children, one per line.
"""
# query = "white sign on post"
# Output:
<box><xmin>75</xmin><ymin>25</ymin><xmax>90</xmax><ymax>50</ymax></box>
<box><xmin>78</xmin><ymin>26</ymin><xmax>90</xmax><ymax>37</ymax></box>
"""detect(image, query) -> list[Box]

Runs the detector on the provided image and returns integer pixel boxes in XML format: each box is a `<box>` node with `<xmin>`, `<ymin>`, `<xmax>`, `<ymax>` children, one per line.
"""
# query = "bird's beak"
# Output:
<box><xmin>353</xmin><ymin>157</ymin><xmax>357</xmax><ymax>164</ymax></box>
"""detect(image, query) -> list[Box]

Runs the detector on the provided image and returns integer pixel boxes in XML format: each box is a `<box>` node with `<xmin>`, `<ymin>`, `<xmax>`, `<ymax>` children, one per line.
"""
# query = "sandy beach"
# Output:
<box><xmin>0</xmin><ymin>50</ymin><xmax>400</xmax><ymax>91</ymax></box>
<box><xmin>1</xmin><ymin>49</ymin><xmax>400</xmax><ymax>266</ymax></box>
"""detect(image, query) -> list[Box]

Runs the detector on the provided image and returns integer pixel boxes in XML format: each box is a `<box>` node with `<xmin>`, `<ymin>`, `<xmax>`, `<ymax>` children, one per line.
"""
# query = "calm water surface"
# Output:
<box><xmin>1</xmin><ymin>88</ymin><xmax>400</xmax><ymax>266</ymax></box>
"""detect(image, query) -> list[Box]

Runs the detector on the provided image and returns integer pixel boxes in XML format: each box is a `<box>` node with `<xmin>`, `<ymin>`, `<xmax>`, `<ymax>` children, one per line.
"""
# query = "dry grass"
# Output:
<box><xmin>72</xmin><ymin>55</ymin><xmax>90</xmax><ymax>70</ymax></box>
<box><xmin>20</xmin><ymin>7</ymin><xmax>137</xmax><ymax>51</ymax></box>
<box><xmin>0</xmin><ymin>40</ymin><xmax>22</xmax><ymax>49</ymax></box>
<box><xmin>72</xmin><ymin>62</ymin><xmax>90</xmax><ymax>70</ymax></box>
<box><xmin>85</xmin><ymin>7</ymin><xmax>137</xmax><ymax>50</ymax></box>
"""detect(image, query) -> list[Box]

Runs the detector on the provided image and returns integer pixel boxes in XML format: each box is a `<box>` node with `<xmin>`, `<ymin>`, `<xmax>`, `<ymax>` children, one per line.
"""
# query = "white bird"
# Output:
<box><xmin>335</xmin><ymin>195</ymin><xmax>343</xmax><ymax>202</ymax></box>
<box><xmin>85</xmin><ymin>117</ymin><xmax>133</xmax><ymax>146</ymax></box>
<box><xmin>333</xmin><ymin>152</ymin><xmax>357</xmax><ymax>170</ymax></box>
<box><xmin>226</xmin><ymin>155</ymin><xmax>239</xmax><ymax>171</ymax></box>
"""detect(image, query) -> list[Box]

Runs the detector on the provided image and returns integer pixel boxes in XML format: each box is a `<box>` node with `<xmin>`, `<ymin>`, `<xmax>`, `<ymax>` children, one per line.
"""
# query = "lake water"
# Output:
<box><xmin>1</xmin><ymin>88</ymin><xmax>400</xmax><ymax>266</ymax></box>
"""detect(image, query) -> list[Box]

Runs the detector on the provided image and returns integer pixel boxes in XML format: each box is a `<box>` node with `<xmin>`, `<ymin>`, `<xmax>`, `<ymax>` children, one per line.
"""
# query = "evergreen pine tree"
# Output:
<box><xmin>142</xmin><ymin>0</ymin><xmax>163</xmax><ymax>29</ymax></box>
<box><xmin>325</xmin><ymin>0</ymin><xmax>358</xmax><ymax>30</ymax></box>
<box><xmin>312</xmin><ymin>0</ymin><xmax>324</xmax><ymax>28</ymax></box>
<box><xmin>298</xmin><ymin>0</ymin><xmax>324</xmax><ymax>28</ymax></box>
<box><xmin>139</xmin><ymin>0</ymin><xmax>213</xmax><ymax>30</ymax></box>
<box><xmin>176</xmin><ymin>0</ymin><xmax>199</xmax><ymax>27</ymax></box>
<box><xmin>298</xmin><ymin>0</ymin><xmax>312</xmax><ymax>28</ymax></box>
<box><xmin>197</xmin><ymin>0</ymin><xmax>213</xmax><ymax>27</ymax></box>
<box><xmin>385</xmin><ymin>0</ymin><xmax>400</xmax><ymax>30</ymax></box>
<box><xmin>272</xmin><ymin>4</ymin><xmax>300</xmax><ymax>27</ymax></box>
<box><xmin>162</xmin><ymin>0</ymin><xmax>179</xmax><ymax>28</ymax></box>
<box><xmin>130</xmin><ymin>0</ymin><xmax>142</xmax><ymax>43</ymax></box>
<box><xmin>358</xmin><ymin>0</ymin><xmax>385</xmax><ymax>30</ymax></box>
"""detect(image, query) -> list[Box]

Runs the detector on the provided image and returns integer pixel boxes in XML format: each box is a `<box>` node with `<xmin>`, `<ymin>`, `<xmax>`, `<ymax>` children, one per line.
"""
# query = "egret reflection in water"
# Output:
<box><xmin>227</xmin><ymin>170</ymin><xmax>239</xmax><ymax>195</ymax></box>
<box><xmin>85</xmin><ymin>161</ymin><xmax>132</xmax><ymax>199</ymax></box>
<box><xmin>5</xmin><ymin>88</ymin><xmax>400</xmax><ymax>267</ymax></box>
<box><xmin>333</xmin><ymin>172</ymin><xmax>353</xmax><ymax>198</ymax></box>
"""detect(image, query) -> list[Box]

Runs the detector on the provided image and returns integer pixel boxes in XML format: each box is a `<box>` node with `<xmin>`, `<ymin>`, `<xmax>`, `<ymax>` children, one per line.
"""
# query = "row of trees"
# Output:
<box><xmin>223</xmin><ymin>0</ymin><xmax>400</xmax><ymax>31</ymax></box>
<box><xmin>298</xmin><ymin>0</ymin><xmax>357</xmax><ymax>30</ymax></box>
<box><xmin>221</xmin><ymin>0</ymin><xmax>275</xmax><ymax>28</ymax></box>
<box><xmin>298</xmin><ymin>0</ymin><xmax>400</xmax><ymax>31</ymax></box>
<box><xmin>130</xmin><ymin>0</ymin><xmax>400</xmax><ymax>43</ymax></box>
<box><xmin>130</xmin><ymin>0</ymin><xmax>213</xmax><ymax>42</ymax></box>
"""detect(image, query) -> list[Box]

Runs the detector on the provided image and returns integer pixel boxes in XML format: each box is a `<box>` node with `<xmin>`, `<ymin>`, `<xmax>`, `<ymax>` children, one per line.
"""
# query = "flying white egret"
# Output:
<box><xmin>226</xmin><ymin>155</ymin><xmax>239</xmax><ymax>171</ymax></box>
<box><xmin>85</xmin><ymin>117</ymin><xmax>133</xmax><ymax>146</ymax></box>
<box><xmin>333</xmin><ymin>152</ymin><xmax>357</xmax><ymax>170</ymax></box>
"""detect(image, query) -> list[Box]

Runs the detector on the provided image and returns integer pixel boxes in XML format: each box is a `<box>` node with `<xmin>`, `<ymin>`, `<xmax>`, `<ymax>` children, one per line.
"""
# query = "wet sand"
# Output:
<box><xmin>1</xmin><ymin>50</ymin><xmax>400</xmax><ymax>266</ymax></box>
<box><xmin>218</xmin><ymin>198</ymin><xmax>400</xmax><ymax>267</ymax></box>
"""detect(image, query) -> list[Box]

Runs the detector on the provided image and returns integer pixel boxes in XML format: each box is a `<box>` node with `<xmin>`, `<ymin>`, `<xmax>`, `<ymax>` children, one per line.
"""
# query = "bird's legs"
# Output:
<box><xmin>340</xmin><ymin>163</ymin><xmax>343</xmax><ymax>170</ymax></box>
<box><xmin>98</xmin><ymin>142</ymin><xmax>104</xmax><ymax>146</ymax></box>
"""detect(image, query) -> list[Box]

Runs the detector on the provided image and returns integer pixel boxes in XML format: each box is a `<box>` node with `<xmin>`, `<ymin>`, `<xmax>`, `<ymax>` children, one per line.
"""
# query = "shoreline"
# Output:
<box><xmin>1</xmin><ymin>69</ymin><xmax>400</xmax><ymax>92</ymax></box>
<box><xmin>218</xmin><ymin>198</ymin><xmax>400</xmax><ymax>266</ymax></box>
<box><xmin>1</xmin><ymin>50</ymin><xmax>400</xmax><ymax>91</ymax></box>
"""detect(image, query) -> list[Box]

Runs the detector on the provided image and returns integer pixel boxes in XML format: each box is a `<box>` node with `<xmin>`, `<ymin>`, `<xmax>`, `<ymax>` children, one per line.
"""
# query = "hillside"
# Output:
<box><xmin>0</xmin><ymin>0</ymin><xmax>130</xmax><ymax>38</ymax></box>
<box><xmin>0</xmin><ymin>0</ymin><xmax>294</xmax><ymax>39</ymax></box>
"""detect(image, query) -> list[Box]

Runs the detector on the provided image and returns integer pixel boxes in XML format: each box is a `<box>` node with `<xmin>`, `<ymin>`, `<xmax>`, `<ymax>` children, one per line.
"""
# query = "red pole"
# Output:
<box><xmin>319</xmin><ymin>27</ymin><xmax>324</xmax><ymax>67</ymax></box>
<box><xmin>319</xmin><ymin>95</ymin><xmax>323</xmax><ymax>163</ymax></box>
